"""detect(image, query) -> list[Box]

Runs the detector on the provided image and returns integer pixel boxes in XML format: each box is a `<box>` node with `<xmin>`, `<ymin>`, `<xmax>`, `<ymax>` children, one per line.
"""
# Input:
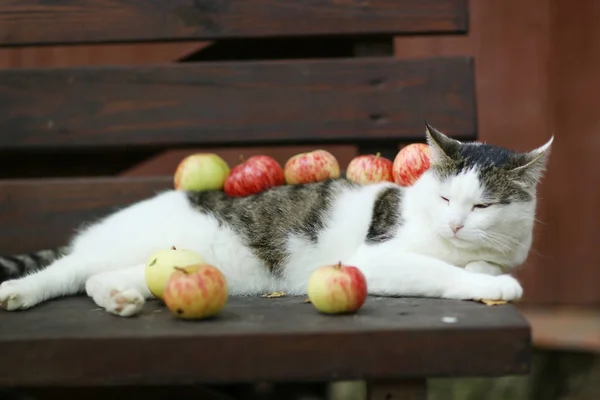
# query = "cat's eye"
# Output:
<box><xmin>440</xmin><ymin>196</ymin><xmax>449</xmax><ymax>203</ymax></box>
<box><xmin>473</xmin><ymin>203</ymin><xmax>491</xmax><ymax>209</ymax></box>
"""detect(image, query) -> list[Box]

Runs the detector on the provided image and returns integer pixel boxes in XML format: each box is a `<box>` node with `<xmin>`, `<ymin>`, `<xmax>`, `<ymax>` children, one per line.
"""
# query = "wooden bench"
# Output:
<box><xmin>0</xmin><ymin>1</ymin><xmax>531</xmax><ymax>398</ymax></box>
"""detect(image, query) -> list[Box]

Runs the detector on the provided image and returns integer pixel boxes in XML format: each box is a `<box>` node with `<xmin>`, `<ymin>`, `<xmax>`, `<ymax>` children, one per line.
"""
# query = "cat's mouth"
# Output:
<box><xmin>444</xmin><ymin>233</ymin><xmax>473</xmax><ymax>249</ymax></box>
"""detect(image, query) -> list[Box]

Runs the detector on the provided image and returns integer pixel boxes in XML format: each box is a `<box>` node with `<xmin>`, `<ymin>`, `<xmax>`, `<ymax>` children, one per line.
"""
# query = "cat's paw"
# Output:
<box><xmin>86</xmin><ymin>276</ymin><xmax>144</xmax><ymax>317</ymax></box>
<box><xmin>445</xmin><ymin>274</ymin><xmax>523</xmax><ymax>302</ymax></box>
<box><xmin>106</xmin><ymin>288</ymin><xmax>145</xmax><ymax>317</ymax></box>
<box><xmin>464</xmin><ymin>260</ymin><xmax>504</xmax><ymax>276</ymax></box>
<box><xmin>0</xmin><ymin>279</ymin><xmax>38</xmax><ymax>311</ymax></box>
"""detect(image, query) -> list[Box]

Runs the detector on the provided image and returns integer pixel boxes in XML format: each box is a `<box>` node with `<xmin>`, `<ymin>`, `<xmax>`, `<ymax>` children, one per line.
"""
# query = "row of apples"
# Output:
<box><xmin>173</xmin><ymin>143</ymin><xmax>432</xmax><ymax>196</ymax></box>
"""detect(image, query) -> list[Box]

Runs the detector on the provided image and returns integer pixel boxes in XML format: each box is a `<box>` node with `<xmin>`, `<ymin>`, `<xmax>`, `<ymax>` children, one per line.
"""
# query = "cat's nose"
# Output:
<box><xmin>449</xmin><ymin>222</ymin><xmax>464</xmax><ymax>234</ymax></box>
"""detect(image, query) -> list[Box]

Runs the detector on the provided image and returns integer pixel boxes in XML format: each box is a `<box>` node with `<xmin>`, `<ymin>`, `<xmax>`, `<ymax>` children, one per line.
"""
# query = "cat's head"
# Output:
<box><xmin>416</xmin><ymin>122</ymin><xmax>553</xmax><ymax>255</ymax></box>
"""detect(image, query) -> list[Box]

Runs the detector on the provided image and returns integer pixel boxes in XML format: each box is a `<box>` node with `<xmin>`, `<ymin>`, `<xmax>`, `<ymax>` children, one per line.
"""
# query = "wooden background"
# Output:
<box><xmin>0</xmin><ymin>0</ymin><xmax>598</xmax><ymax>307</ymax></box>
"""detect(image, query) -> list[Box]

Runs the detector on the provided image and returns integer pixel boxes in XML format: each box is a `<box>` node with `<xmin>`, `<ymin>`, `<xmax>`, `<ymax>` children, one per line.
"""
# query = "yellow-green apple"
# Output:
<box><xmin>346</xmin><ymin>153</ymin><xmax>394</xmax><ymax>184</ymax></box>
<box><xmin>163</xmin><ymin>263</ymin><xmax>229</xmax><ymax>320</ymax></box>
<box><xmin>174</xmin><ymin>153</ymin><xmax>230</xmax><ymax>191</ymax></box>
<box><xmin>144</xmin><ymin>246</ymin><xmax>205</xmax><ymax>300</ymax></box>
<box><xmin>224</xmin><ymin>155</ymin><xmax>285</xmax><ymax>197</ymax></box>
<box><xmin>307</xmin><ymin>261</ymin><xmax>368</xmax><ymax>314</ymax></box>
<box><xmin>284</xmin><ymin>150</ymin><xmax>341</xmax><ymax>184</ymax></box>
<box><xmin>392</xmin><ymin>143</ymin><xmax>431</xmax><ymax>186</ymax></box>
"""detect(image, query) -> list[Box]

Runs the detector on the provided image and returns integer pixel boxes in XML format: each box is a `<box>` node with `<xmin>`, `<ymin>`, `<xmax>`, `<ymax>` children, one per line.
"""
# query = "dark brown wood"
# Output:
<box><xmin>0</xmin><ymin>57</ymin><xmax>477</xmax><ymax>150</ymax></box>
<box><xmin>0</xmin><ymin>0</ymin><xmax>468</xmax><ymax>47</ymax></box>
<box><xmin>0</xmin><ymin>296</ymin><xmax>531</xmax><ymax>386</ymax></box>
<box><xmin>0</xmin><ymin>148</ymin><xmax>163</xmax><ymax>179</ymax></box>
<box><xmin>178</xmin><ymin>36</ymin><xmax>391</xmax><ymax>62</ymax></box>
<box><xmin>0</xmin><ymin>177</ymin><xmax>172</xmax><ymax>254</ymax></box>
<box><xmin>353</xmin><ymin>37</ymin><xmax>402</xmax><ymax>160</ymax></box>
<box><xmin>368</xmin><ymin>379</ymin><xmax>427</xmax><ymax>400</ymax></box>
<box><xmin>535</xmin><ymin>0</ymin><xmax>600</xmax><ymax>306</ymax></box>
<box><xmin>11</xmin><ymin>386</ymin><xmax>241</xmax><ymax>400</ymax></box>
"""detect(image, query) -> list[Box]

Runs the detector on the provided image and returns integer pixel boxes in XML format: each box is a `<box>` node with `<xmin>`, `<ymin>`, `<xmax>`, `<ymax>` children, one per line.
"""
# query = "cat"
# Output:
<box><xmin>0</xmin><ymin>124</ymin><xmax>553</xmax><ymax>317</ymax></box>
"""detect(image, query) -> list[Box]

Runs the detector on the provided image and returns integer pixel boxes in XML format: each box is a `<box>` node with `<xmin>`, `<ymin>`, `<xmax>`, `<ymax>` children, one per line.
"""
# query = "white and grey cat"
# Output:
<box><xmin>0</xmin><ymin>124</ymin><xmax>552</xmax><ymax>317</ymax></box>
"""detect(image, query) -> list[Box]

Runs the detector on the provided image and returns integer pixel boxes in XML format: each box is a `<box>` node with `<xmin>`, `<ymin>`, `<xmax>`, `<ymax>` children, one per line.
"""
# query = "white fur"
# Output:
<box><xmin>0</xmin><ymin>141</ymin><xmax>547</xmax><ymax>316</ymax></box>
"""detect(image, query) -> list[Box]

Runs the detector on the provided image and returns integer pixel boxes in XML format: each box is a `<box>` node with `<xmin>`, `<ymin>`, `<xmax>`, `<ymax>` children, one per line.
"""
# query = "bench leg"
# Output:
<box><xmin>367</xmin><ymin>379</ymin><xmax>427</xmax><ymax>400</ymax></box>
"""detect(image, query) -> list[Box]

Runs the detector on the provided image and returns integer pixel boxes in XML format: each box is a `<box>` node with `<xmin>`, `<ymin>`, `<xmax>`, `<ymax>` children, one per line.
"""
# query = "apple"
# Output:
<box><xmin>145</xmin><ymin>246</ymin><xmax>205</xmax><ymax>300</ymax></box>
<box><xmin>393</xmin><ymin>143</ymin><xmax>432</xmax><ymax>187</ymax></box>
<box><xmin>163</xmin><ymin>263</ymin><xmax>229</xmax><ymax>320</ymax></box>
<box><xmin>284</xmin><ymin>149</ymin><xmax>341</xmax><ymax>184</ymax></box>
<box><xmin>307</xmin><ymin>261</ymin><xmax>368</xmax><ymax>314</ymax></box>
<box><xmin>346</xmin><ymin>152</ymin><xmax>394</xmax><ymax>184</ymax></box>
<box><xmin>224</xmin><ymin>155</ymin><xmax>285</xmax><ymax>197</ymax></box>
<box><xmin>174</xmin><ymin>153</ymin><xmax>230</xmax><ymax>191</ymax></box>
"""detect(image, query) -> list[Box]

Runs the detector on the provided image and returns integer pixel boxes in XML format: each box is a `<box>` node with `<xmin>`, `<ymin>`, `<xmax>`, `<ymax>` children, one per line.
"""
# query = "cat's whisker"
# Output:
<box><xmin>479</xmin><ymin>234</ymin><xmax>513</xmax><ymax>254</ymax></box>
<box><xmin>534</xmin><ymin>218</ymin><xmax>547</xmax><ymax>226</ymax></box>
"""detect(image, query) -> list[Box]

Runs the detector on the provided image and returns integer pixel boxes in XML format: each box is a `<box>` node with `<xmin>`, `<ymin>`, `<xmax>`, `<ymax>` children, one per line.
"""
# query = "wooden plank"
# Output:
<box><xmin>519</xmin><ymin>306</ymin><xmax>600</xmax><ymax>353</ymax></box>
<box><xmin>0</xmin><ymin>296</ymin><xmax>530</xmax><ymax>386</ymax></box>
<box><xmin>353</xmin><ymin>37</ymin><xmax>401</xmax><ymax>160</ymax></box>
<box><xmin>0</xmin><ymin>177</ymin><xmax>172</xmax><ymax>254</ymax></box>
<box><xmin>0</xmin><ymin>0</ymin><xmax>468</xmax><ymax>47</ymax></box>
<box><xmin>0</xmin><ymin>57</ymin><xmax>477</xmax><ymax>150</ymax></box>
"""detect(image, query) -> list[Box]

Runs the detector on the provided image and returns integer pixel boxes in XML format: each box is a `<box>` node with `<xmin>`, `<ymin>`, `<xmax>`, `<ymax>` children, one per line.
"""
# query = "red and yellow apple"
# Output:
<box><xmin>144</xmin><ymin>246</ymin><xmax>205</xmax><ymax>300</ymax></box>
<box><xmin>163</xmin><ymin>263</ymin><xmax>229</xmax><ymax>320</ymax></box>
<box><xmin>346</xmin><ymin>153</ymin><xmax>394</xmax><ymax>184</ymax></box>
<box><xmin>393</xmin><ymin>143</ymin><xmax>432</xmax><ymax>187</ymax></box>
<box><xmin>174</xmin><ymin>153</ymin><xmax>230</xmax><ymax>191</ymax></box>
<box><xmin>284</xmin><ymin>150</ymin><xmax>341</xmax><ymax>184</ymax></box>
<box><xmin>224</xmin><ymin>155</ymin><xmax>285</xmax><ymax>197</ymax></box>
<box><xmin>307</xmin><ymin>261</ymin><xmax>368</xmax><ymax>314</ymax></box>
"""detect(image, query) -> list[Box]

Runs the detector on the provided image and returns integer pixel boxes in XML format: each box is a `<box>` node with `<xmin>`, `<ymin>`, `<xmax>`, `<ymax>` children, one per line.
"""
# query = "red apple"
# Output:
<box><xmin>307</xmin><ymin>261</ymin><xmax>368</xmax><ymax>314</ymax></box>
<box><xmin>224</xmin><ymin>155</ymin><xmax>285</xmax><ymax>197</ymax></box>
<box><xmin>393</xmin><ymin>143</ymin><xmax>432</xmax><ymax>187</ymax></box>
<box><xmin>174</xmin><ymin>153</ymin><xmax>230</xmax><ymax>191</ymax></box>
<box><xmin>163</xmin><ymin>263</ymin><xmax>229</xmax><ymax>320</ymax></box>
<box><xmin>284</xmin><ymin>149</ymin><xmax>341</xmax><ymax>184</ymax></box>
<box><xmin>346</xmin><ymin>152</ymin><xmax>394</xmax><ymax>184</ymax></box>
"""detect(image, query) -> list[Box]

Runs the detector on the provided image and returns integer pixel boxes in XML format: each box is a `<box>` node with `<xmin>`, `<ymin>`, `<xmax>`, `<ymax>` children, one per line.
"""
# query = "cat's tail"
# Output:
<box><xmin>0</xmin><ymin>246</ymin><xmax>70</xmax><ymax>283</ymax></box>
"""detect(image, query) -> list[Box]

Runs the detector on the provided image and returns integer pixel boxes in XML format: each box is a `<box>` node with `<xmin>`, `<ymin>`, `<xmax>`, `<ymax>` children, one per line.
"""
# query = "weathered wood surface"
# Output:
<box><xmin>0</xmin><ymin>296</ymin><xmax>530</xmax><ymax>386</ymax></box>
<box><xmin>0</xmin><ymin>57</ymin><xmax>476</xmax><ymax>150</ymax></box>
<box><xmin>0</xmin><ymin>177</ymin><xmax>172</xmax><ymax>254</ymax></box>
<box><xmin>0</xmin><ymin>0</ymin><xmax>468</xmax><ymax>46</ymax></box>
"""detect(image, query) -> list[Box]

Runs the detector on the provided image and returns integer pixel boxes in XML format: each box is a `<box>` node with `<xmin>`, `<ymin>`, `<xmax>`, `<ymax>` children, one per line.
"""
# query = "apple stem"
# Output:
<box><xmin>334</xmin><ymin>261</ymin><xmax>342</xmax><ymax>270</ymax></box>
<box><xmin>171</xmin><ymin>245</ymin><xmax>177</xmax><ymax>250</ymax></box>
<box><xmin>239</xmin><ymin>154</ymin><xmax>246</xmax><ymax>163</ymax></box>
<box><xmin>375</xmin><ymin>152</ymin><xmax>381</xmax><ymax>159</ymax></box>
<box><xmin>173</xmin><ymin>266</ymin><xmax>189</xmax><ymax>274</ymax></box>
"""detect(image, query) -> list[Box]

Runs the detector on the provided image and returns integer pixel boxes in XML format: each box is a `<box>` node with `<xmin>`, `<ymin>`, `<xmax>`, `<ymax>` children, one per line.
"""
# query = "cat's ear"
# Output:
<box><xmin>510</xmin><ymin>136</ymin><xmax>554</xmax><ymax>186</ymax></box>
<box><xmin>424</xmin><ymin>122</ymin><xmax>462</xmax><ymax>163</ymax></box>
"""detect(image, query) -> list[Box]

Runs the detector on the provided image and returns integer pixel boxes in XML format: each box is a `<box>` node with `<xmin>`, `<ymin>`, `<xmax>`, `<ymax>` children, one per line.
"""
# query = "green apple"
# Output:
<box><xmin>145</xmin><ymin>246</ymin><xmax>205</xmax><ymax>300</ymax></box>
<box><xmin>174</xmin><ymin>153</ymin><xmax>230</xmax><ymax>191</ymax></box>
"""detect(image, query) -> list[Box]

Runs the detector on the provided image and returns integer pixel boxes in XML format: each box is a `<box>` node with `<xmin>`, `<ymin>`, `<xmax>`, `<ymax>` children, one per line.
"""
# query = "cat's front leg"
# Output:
<box><xmin>347</xmin><ymin>243</ymin><xmax>523</xmax><ymax>301</ymax></box>
<box><xmin>85</xmin><ymin>264</ymin><xmax>152</xmax><ymax>317</ymax></box>
<box><xmin>464</xmin><ymin>260</ymin><xmax>505</xmax><ymax>276</ymax></box>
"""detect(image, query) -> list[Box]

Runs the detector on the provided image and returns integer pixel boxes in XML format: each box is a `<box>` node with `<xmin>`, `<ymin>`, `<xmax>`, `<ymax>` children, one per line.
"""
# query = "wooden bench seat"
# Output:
<box><xmin>0</xmin><ymin>296</ymin><xmax>530</xmax><ymax>390</ymax></box>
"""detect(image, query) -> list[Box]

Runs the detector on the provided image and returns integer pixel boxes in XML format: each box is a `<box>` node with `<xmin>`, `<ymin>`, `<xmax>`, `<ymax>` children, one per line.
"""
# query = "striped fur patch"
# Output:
<box><xmin>0</xmin><ymin>246</ymin><xmax>69</xmax><ymax>283</ymax></box>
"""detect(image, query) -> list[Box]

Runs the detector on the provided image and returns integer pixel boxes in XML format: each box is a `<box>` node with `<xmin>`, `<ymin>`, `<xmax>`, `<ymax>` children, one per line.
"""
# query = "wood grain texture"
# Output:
<box><xmin>0</xmin><ymin>296</ymin><xmax>530</xmax><ymax>386</ymax></box>
<box><xmin>0</xmin><ymin>177</ymin><xmax>172</xmax><ymax>254</ymax></box>
<box><xmin>519</xmin><ymin>306</ymin><xmax>600</xmax><ymax>353</ymax></box>
<box><xmin>543</xmin><ymin>0</ymin><xmax>600</xmax><ymax>306</ymax></box>
<box><xmin>0</xmin><ymin>0</ymin><xmax>468</xmax><ymax>46</ymax></box>
<box><xmin>0</xmin><ymin>57</ymin><xmax>477</xmax><ymax>150</ymax></box>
